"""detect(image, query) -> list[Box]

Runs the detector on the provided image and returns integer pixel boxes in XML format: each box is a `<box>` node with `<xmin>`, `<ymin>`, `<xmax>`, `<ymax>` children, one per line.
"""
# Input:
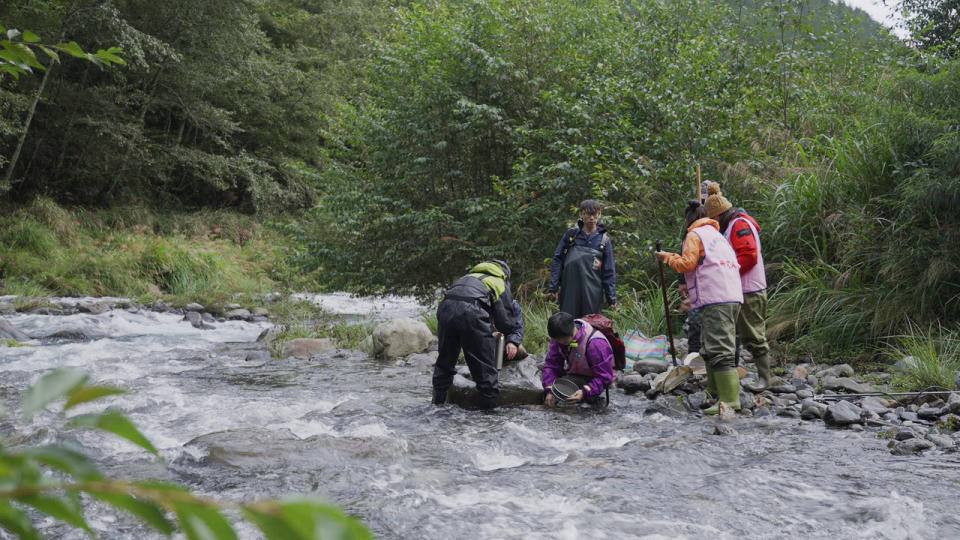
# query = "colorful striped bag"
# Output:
<box><xmin>622</xmin><ymin>330</ymin><xmax>668</xmax><ymax>370</ymax></box>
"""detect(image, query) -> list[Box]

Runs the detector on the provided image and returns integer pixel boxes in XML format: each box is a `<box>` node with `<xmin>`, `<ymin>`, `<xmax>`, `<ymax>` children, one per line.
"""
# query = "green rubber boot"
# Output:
<box><xmin>704</xmin><ymin>363</ymin><xmax>718</xmax><ymax>399</ymax></box>
<box><xmin>704</xmin><ymin>369</ymin><xmax>742</xmax><ymax>416</ymax></box>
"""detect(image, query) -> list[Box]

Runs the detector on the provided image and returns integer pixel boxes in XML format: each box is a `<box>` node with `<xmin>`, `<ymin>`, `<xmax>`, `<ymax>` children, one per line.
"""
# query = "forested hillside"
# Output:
<box><xmin>2</xmin><ymin>0</ymin><xmax>959</xmax><ymax>361</ymax></box>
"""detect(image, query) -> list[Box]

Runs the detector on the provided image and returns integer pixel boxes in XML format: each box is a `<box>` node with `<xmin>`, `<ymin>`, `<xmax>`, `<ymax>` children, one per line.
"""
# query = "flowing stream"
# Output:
<box><xmin>1</xmin><ymin>295</ymin><xmax>959</xmax><ymax>539</ymax></box>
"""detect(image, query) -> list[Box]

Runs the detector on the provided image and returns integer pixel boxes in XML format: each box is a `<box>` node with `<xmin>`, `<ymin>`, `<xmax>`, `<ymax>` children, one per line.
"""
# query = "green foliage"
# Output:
<box><xmin>888</xmin><ymin>325</ymin><xmax>960</xmax><ymax>391</ymax></box>
<box><xmin>0</xmin><ymin>369</ymin><xmax>372</xmax><ymax>539</ymax></box>
<box><xmin>0</xmin><ymin>26</ymin><xmax>125</xmax><ymax>79</ymax></box>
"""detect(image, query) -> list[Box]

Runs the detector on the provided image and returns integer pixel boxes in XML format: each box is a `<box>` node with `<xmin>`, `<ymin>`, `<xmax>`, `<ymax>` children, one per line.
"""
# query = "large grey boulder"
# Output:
<box><xmin>632</xmin><ymin>359</ymin><xmax>669</xmax><ymax>375</ymax></box>
<box><xmin>800</xmin><ymin>398</ymin><xmax>828</xmax><ymax>420</ymax></box>
<box><xmin>0</xmin><ymin>319</ymin><xmax>30</xmax><ymax>341</ymax></box>
<box><xmin>77</xmin><ymin>301</ymin><xmax>109</xmax><ymax>314</ymax></box>
<box><xmin>890</xmin><ymin>438</ymin><xmax>935</xmax><ymax>455</ymax></box>
<box><xmin>446</xmin><ymin>358</ymin><xmax>544</xmax><ymax>409</ymax></box>
<box><xmin>860</xmin><ymin>396</ymin><xmax>895</xmax><ymax>415</ymax></box>
<box><xmin>371</xmin><ymin>317</ymin><xmax>435</xmax><ymax>359</ymax></box>
<box><xmin>281</xmin><ymin>338</ymin><xmax>336</xmax><ymax>358</ymax></box>
<box><xmin>825</xmin><ymin>400</ymin><xmax>862</xmax><ymax>425</ymax></box>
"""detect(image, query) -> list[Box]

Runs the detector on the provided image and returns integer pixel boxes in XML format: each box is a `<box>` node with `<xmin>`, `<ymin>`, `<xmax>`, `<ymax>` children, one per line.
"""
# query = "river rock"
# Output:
<box><xmin>446</xmin><ymin>358</ymin><xmax>544</xmax><ymax>408</ymax></box>
<box><xmin>371</xmin><ymin>317</ymin><xmax>435</xmax><ymax>359</ymax></box>
<box><xmin>183</xmin><ymin>311</ymin><xmax>208</xmax><ymax>329</ymax></box>
<box><xmin>778</xmin><ymin>408</ymin><xmax>801</xmax><ymax>419</ymax></box>
<box><xmin>281</xmin><ymin>338</ymin><xmax>336</xmax><ymax>358</ymax></box>
<box><xmin>800</xmin><ymin>399</ymin><xmax>827</xmax><ymax>420</ymax></box>
<box><xmin>618</xmin><ymin>374</ymin><xmax>650</xmax><ymax>395</ymax></box>
<box><xmin>755</xmin><ymin>406</ymin><xmax>772</xmax><ymax>417</ymax></box>
<box><xmin>818</xmin><ymin>364</ymin><xmax>855</xmax><ymax>378</ymax></box>
<box><xmin>405</xmin><ymin>351</ymin><xmax>438</xmax><ymax>367</ymax></box>
<box><xmin>825</xmin><ymin>400</ymin><xmax>862</xmax><ymax>425</ymax></box>
<box><xmin>252</xmin><ymin>307</ymin><xmax>269</xmax><ymax>317</ymax></box>
<box><xmin>0</xmin><ymin>319</ymin><xmax>30</xmax><ymax>342</ymax></box>
<box><xmin>713</xmin><ymin>424</ymin><xmax>736</xmax><ymax>436</ymax></box>
<box><xmin>632</xmin><ymin>358</ymin><xmax>669</xmax><ymax>375</ymax></box>
<box><xmin>860</xmin><ymin>396</ymin><xmax>894</xmax><ymax>415</ymax></box>
<box><xmin>806</xmin><ymin>375</ymin><xmax>819</xmax><ymax>388</ymax></box>
<box><xmin>917</xmin><ymin>407</ymin><xmax>944</xmax><ymax>420</ymax></box>
<box><xmin>226</xmin><ymin>303</ymin><xmax>242</xmax><ymax>310</ymax></box>
<box><xmin>890</xmin><ymin>438</ymin><xmax>935</xmax><ymax>455</ymax></box>
<box><xmin>225</xmin><ymin>308</ymin><xmax>252</xmax><ymax>320</ymax></box>
<box><xmin>256</xmin><ymin>326</ymin><xmax>282</xmax><ymax>346</ymax></box>
<box><xmin>894</xmin><ymin>428</ymin><xmax>917</xmax><ymax>441</ymax></box>
<box><xmin>77</xmin><ymin>301</ymin><xmax>109</xmax><ymax>314</ymax></box>
<box><xmin>796</xmin><ymin>388</ymin><xmax>814</xmax><ymax>400</ymax></box>
<box><xmin>0</xmin><ymin>302</ymin><xmax>14</xmax><ymax>314</ymax></box>
<box><xmin>946</xmin><ymin>393</ymin><xmax>960</xmax><ymax>415</ymax></box>
<box><xmin>900</xmin><ymin>411</ymin><xmax>919</xmax><ymax>422</ymax></box>
<box><xmin>686</xmin><ymin>391</ymin><xmax>709</xmax><ymax>410</ymax></box>
<box><xmin>821</xmin><ymin>377</ymin><xmax>875</xmax><ymax>394</ymax></box>
<box><xmin>926</xmin><ymin>433</ymin><xmax>955</xmax><ymax>449</ymax></box>
<box><xmin>184</xmin><ymin>303</ymin><xmax>204</xmax><ymax>312</ymax></box>
<box><xmin>769</xmin><ymin>384</ymin><xmax>797</xmax><ymax>394</ymax></box>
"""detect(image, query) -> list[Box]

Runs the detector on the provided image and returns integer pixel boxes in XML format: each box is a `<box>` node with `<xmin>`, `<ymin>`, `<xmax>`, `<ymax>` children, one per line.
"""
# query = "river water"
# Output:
<box><xmin>1</xmin><ymin>296</ymin><xmax>959</xmax><ymax>539</ymax></box>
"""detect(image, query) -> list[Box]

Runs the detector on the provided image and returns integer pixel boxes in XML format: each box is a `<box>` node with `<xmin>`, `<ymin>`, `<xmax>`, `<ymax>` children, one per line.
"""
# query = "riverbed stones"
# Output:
<box><xmin>0</xmin><ymin>319</ymin><xmax>30</xmax><ymax>342</ymax></box>
<box><xmin>890</xmin><ymin>438</ymin><xmax>935</xmax><ymax>455</ymax></box>
<box><xmin>184</xmin><ymin>302</ymin><xmax>205</xmax><ymax>312</ymax></box>
<box><xmin>821</xmin><ymin>377</ymin><xmax>875</xmax><ymax>394</ymax></box>
<box><xmin>926</xmin><ymin>433</ymin><xmax>956</xmax><ymax>449</ymax></box>
<box><xmin>281</xmin><ymin>338</ymin><xmax>336</xmax><ymax>358</ymax></box>
<box><xmin>617</xmin><ymin>373</ymin><xmax>650</xmax><ymax>395</ymax></box>
<box><xmin>0</xmin><ymin>302</ymin><xmax>14</xmax><ymax>314</ymax></box>
<box><xmin>800</xmin><ymin>399</ymin><xmax>827</xmax><ymax>420</ymax></box>
<box><xmin>632</xmin><ymin>358</ymin><xmax>669</xmax><ymax>375</ymax></box>
<box><xmin>946</xmin><ymin>393</ymin><xmax>960</xmax><ymax>415</ymax></box>
<box><xmin>371</xmin><ymin>317</ymin><xmax>434</xmax><ymax>359</ymax></box>
<box><xmin>76</xmin><ymin>301</ymin><xmax>109</xmax><ymax>314</ymax></box>
<box><xmin>917</xmin><ymin>407</ymin><xmax>944</xmax><ymax>420</ymax></box>
<box><xmin>405</xmin><ymin>351</ymin><xmax>438</xmax><ymax>367</ymax></box>
<box><xmin>446</xmin><ymin>358</ymin><xmax>544</xmax><ymax>408</ymax></box>
<box><xmin>713</xmin><ymin>424</ymin><xmax>736</xmax><ymax>436</ymax></box>
<box><xmin>252</xmin><ymin>307</ymin><xmax>270</xmax><ymax>318</ymax></box>
<box><xmin>184</xmin><ymin>311</ymin><xmax>209</xmax><ymax>329</ymax></box>
<box><xmin>859</xmin><ymin>396</ymin><xmax>894</xmax><ymax>415</ymax></box>
<box><xmin>818</xmin><ymin>364</ymin><xmax>855</xmax><ymax>378</ymax></box>
<box><xmin>825</xmin><ymin>400</ymin><xmax>862</xmax><ymax>425</ymax></box>
<box><xmin>225</xmin><ymin>308</ymin><xmax>252</xmax><ymax>320</ymax></box>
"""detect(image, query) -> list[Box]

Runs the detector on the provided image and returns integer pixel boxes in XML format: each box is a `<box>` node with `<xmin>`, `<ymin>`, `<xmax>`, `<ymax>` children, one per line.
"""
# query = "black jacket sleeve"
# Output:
<box><xmin>491</xmin><ymin>284</ymin><xmax>521</xmax><ymax>340</ymax></box>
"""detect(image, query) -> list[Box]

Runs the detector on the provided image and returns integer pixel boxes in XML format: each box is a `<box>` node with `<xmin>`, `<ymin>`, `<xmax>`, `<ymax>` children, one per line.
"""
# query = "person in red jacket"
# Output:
<box><xmin>704</xmin><ymin>183</ymin><xmax>777</xmax><ymax>391</ymax></box>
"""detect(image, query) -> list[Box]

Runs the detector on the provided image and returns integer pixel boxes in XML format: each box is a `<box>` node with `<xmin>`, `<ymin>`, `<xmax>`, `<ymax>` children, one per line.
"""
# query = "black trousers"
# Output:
<box><xmin>432</xmin><ymin>299</ymin><xmax>499</xmax><ymax>409</ymax></box>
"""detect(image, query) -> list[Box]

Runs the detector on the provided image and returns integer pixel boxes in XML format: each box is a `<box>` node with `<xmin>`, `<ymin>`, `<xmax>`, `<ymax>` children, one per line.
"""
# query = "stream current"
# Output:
<box><xmin>1</xmin><ymin>295</ymin><xmax>959</xmax><ymax>539</ymax></box>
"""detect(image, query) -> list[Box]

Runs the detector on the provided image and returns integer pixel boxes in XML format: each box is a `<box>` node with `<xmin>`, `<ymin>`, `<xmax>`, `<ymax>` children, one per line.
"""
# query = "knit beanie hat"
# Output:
<box><xmin>704</xmin><ymin>183</ymin><xmax>733</xmax><ymax>219</ymax></box>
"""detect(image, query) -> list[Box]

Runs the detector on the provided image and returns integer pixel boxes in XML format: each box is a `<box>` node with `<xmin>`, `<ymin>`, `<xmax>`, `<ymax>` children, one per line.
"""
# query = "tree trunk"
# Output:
<box><xmin>4</xmin><ymin>63</ymin><xmax>54</xmax><ymax>188</ymax></box>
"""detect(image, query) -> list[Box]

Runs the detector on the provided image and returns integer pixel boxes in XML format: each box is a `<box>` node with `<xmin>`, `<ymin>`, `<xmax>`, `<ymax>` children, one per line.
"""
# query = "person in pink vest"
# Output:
<box><xmin>542</xmin><ymin>312</ymin><xmax>616</xmax><ymax>407</ymax></box>
<box><xmin>655</xmin><ymin>203</ymin><xmax>744</xmax><ymax>415</ymax></box>
<box><xmin>704</xmin><ymin>183</ymin><xmax>776</xmax><ymax>391</ymax></box>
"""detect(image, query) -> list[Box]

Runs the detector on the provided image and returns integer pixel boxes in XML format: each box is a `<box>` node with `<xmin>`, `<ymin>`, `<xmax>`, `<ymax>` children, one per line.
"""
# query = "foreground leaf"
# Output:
<box><xmin>0</xmin><ymin>501</ymin><xmax>41</xmax><ymax>540</ymax></box>
<box><xmin>65</xmin><ymin>385</ymin><xmax>127</xmax><ymax>411</ymax></box>
<box><xmin>23</xmin><ymin>369</ymin><xmax>87</xmax><ymax>418</ymax></box>
<box><xmin>69</xmin><ymin>411</ymin><xmax>158</xmax><ymax>455</ymax></box>
<box><xmin>89</xmin><ymin>490</ymin><xmax>175</xmax><ymax>536</ymax></box>
<box><xmin>15</xmin><ymin>494</ymin><xmax>91</xmax><ymax>532</ymax></box>
<box><xmin>175</xmin><ymin>502</ymin><xmax>238</xmax><ymax>540</ymax></box>
<box><xmin>23</xmin><ymin>445</ymin><xmax>103</xmax><ymax>481</ymax></box>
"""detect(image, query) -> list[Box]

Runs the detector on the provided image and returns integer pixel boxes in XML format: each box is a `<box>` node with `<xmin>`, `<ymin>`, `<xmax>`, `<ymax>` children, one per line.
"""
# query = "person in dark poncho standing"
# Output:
<box><xmin>432</xmin><ymin>260</ymin><xmax>523</xmax><ymax>410</ymax></box>
<box><xmin>549</xmin><ymin>200</ymin><xmax>617</xmax><ymax>318</ymax></box>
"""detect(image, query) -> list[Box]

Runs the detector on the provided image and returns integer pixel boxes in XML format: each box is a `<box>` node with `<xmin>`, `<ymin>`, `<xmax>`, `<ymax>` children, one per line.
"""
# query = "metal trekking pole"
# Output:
<box><xmin>655</xmin><ymin>240</ymin><xmax>678</xmax><ymax>366</ymax></box>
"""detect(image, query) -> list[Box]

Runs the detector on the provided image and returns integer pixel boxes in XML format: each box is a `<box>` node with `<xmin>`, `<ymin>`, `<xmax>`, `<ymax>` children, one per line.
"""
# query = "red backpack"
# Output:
<box><xmin>580</xmin><ymin>313</ymin><xmax>626</xmax><ymax>371</ymax></box>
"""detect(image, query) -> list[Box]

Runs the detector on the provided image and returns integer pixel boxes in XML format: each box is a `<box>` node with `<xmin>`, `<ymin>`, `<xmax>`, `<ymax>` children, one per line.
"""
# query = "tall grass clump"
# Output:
<box><xmin>888</xmin><ymin>325</ymin><xmax>960</xmax><ymax>392</ymax></box>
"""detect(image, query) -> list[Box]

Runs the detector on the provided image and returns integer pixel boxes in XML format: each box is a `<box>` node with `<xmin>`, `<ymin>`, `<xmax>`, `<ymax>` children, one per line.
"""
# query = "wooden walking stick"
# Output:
<box><xmin>655</xmin><ymin>240</ymin><xmax>678</xmax><ymax>366</ymax></box>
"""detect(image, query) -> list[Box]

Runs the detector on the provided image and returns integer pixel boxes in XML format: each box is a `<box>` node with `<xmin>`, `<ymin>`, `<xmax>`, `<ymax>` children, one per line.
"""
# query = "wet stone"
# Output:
<box><xmin>769</xmin><ymin>384</ymin><xmax>797</xmax><ymax>394</ymax></box>
<box><xmin>77</xmin><ymin>301</ymin><xmax>109</xmax><ymax>314</ymax></box>
<box><xmin>891</xmin><ymin>438</ymin><xmax>935</xmax><ymax>456</ymax></box>
<box><xmin>632</xmin><ymin>359</ymin><xmax>670</xmax><ymax>375</ymax></box>
<box><xmin>806</xmin><ymin>375</ymin><xmax>819</xmax><ymax>388</ymax></box>
<box><xmin>860</xmin><ymin>396</ymin><xmax>894</xmax><ymax>415</ymax></box>
<box><xmin>686</xmin><ymin>391</ymin><xmax>709</xmax><ymax>410</ymax></box>
<box><xmin>883</xmin><ymin>412</ymin><xmax>900</xmax><ymax>423</ymax></box>
<box><xmin>778</xmin><ymin>408</ymin><xmax>801</xmax><ymax>419</ymax></box>
<box><xmin>617</xmin><ymin>374</ymin><xmax>650</xmax><ymax>395</ymax></box>
<box><xmin>917</xmin><ymin>407</ymin><xmax>944</xmax><ymax>420</ymax></box>
<box><xmin>755</xmin><ymin>407</ymin><xmax>773</xmax><ymax>417</ymax></box>
<box><xmin>796</xmin><ymin>389</ymin><xmax>814</xmax><ymax>400</ymax></box>
<box><xmin>946</xmin><ymin>393</ymin><xmax>960</xmax><ymax>415</ymax></box>
<box><xmin>184</xmin><ymin>303</ymin><xmax>204</xmax><ymax>312</ymax></box>
<box><xmin>713</xmin><ymin>424</ymin><xmax>736</xmax><ymax>436</ymax></box>
<box><xmin>849</xmin><ymin>423</ymin><xmax>865</xmax><ymax>432</ymax></box>
<box><xmin>739</xmin><ymin>390</ymin><xmax>755</xmax><ymax>410</ymax></box>
<box><xmin>894</xmin><ymin>428</ymin><xmax>917</xmax><ymax>441</ymax></box>
<box><xmin>225</xmin><ymin>308</ymin><xmax>252</xmax><ymax>320</ymax></box>
<box><xmin>825</xmin><ymin>400</ymin><xmax>862</xmax><ymax>426</ymax></box>
<box><xmin>926</xmin><ymin>433</ymin><xmax>955</xmax><ymax>449</ymax></box>
<box><xmin>801</xmin><ymin>399</ymin><xmax>827</xmax><ymax>420</ymax></box>
<box><xmin>900</xmin><ymin>411</ymin><xmax>919</xmax><ymax>422</ymax></box>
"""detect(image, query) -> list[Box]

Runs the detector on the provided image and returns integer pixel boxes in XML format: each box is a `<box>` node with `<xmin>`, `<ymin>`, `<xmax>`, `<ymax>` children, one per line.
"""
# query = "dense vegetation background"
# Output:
<box><xmin>2</xmin><ymin>0</ymin><xmax>959</xmax><ymax>364</ymax></box>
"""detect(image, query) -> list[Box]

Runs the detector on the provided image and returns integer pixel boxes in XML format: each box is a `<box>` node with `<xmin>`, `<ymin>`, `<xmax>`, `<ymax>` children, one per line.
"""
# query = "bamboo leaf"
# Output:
<box><xmin>0</xmin><ymin>501</ymin><xmax>41</xmax><ymax>540</ymax></box>
<box><xmin>175</xmin><ymin>502</ymin><xmax>238</xmax><ymax>540</ymax></box>
<box><xmin>23</xmin><ymin>369</ymin><xmax>87</xmax><ymax>418</ymax></box>
<box><xmin>69</xmin><ymin>411</ymin><xmax>158</xmax><ymax>456</ymax></box>
<box><xmin>15</xmin><ymin>494</ymin><xmax>91</xmax><ymax>532</ymax></box>
<box><xmin>22</xmin><ymin>31</ymin><xmax>39</xmax><ymax>43</ymax></box>
<box><xmin>242</xmin><ymin>505</ymin><xmax>307</xmax><ymax>540</ymax></box>
<box><xmin>64</xmin><ymin>385</ymin><xmax>127</xmax><ymax>411</ymax></box>
<box><xmin>89</xmin><ymin>491</ymin><xmax>175</xmax><ymax>536</ymax></box>
<box><xmin>23</xmin><ymin>445</ymin><xmax>103</xmax><ymax>481</ymax></box>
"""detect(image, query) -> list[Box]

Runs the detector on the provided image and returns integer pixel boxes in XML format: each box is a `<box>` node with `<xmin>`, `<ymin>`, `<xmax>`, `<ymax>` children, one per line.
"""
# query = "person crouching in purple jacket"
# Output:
<box><xmin>542</xmin><ymin>312</ymin><xmax>616</xmax><ymax>407</ymax></box>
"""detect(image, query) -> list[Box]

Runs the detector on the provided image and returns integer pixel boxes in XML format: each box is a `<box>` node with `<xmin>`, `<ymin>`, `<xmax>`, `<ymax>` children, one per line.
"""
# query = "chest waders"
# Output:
<box><xmin>559</xmin><ymin>244</ymin><xmax>604</xmax><ymax>318</ymax></box>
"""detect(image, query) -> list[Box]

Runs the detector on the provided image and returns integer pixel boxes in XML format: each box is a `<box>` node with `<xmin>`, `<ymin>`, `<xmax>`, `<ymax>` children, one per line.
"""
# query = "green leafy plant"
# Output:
<box><xmin>0</xmin><ymin>27</ymin><xmax>124</xmax><ymax>79</ymax></box>
<box><xmin>0</xmin><ymin>369</ymin><xmax>372</xmax><ymax>539</ymax></box>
